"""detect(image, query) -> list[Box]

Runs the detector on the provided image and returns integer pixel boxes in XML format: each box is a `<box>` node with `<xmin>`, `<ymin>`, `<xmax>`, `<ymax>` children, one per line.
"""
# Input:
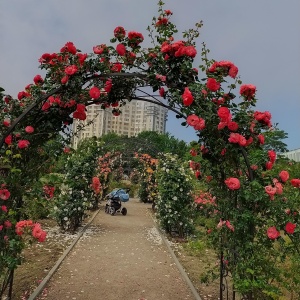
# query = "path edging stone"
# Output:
<box><xmin>150</xmin><ymin>212</ymin><xmax>203</xmax><ymax>300</ymax></box>
<box><xmin>28</xmin><ymin>208</ymin><xmax>101</xmax><ymax>300</ymax></box>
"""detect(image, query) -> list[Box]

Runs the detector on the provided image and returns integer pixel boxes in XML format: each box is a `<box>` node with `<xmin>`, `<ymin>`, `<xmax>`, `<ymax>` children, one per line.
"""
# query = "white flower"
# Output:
<box><xmin>63</xmin><ymin>217</ymin><xmax>68</xmax><ymax>221</ymax></box>
<box><xmin>173</xmin><ymin>196</ymin><xmax>178</xmax><ymax>200</ymax></box>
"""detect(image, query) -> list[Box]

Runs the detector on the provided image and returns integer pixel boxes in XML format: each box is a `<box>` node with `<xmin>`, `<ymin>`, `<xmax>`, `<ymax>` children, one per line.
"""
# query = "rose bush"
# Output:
<box><xmin>156</xmin><ymin>153</ymin><xmax>195</xmax><ymax>238</ymax></box>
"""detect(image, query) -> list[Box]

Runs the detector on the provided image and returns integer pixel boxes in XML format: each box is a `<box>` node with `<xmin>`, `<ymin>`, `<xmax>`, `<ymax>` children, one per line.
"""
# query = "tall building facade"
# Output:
<box><xmin>71</xmin><ymin>100</ymin><xmax>168</xmax><ymax>149</ymax></box>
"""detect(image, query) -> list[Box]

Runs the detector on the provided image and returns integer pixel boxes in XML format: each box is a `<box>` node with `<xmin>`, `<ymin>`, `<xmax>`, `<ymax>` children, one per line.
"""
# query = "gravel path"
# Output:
<box><xmin>40</xmin><ymin>198</ymin><xmax>200</xmax><ymax>300</ymax></box>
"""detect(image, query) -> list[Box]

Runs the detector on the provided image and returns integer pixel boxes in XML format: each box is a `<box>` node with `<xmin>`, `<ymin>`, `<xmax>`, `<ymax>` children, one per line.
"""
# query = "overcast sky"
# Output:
<box><xmin>0</xmin><ymin>0</ymin><xmax>299</xmax><ymax>150</ymax></box>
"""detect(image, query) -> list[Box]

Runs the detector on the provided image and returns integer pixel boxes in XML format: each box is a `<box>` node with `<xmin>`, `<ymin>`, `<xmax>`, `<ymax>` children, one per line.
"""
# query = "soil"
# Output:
<box><xmin>10</xmin><ymin>199</ymin><xmax>220</xmax><ymax>300</ymax></box>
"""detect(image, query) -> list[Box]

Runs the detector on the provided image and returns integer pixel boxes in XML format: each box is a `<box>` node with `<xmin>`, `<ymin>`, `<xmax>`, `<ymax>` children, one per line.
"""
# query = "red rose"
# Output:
<box><xmin>217</xmin><ymin>107</ymin><xmax>231</xmax><ymax>121</ymax></box>
<box><xmin>279</xmin><ymin>170</ymin><xmax>289</xmax><ymax>183</ymax></box>
<box><xmin>4</xmin><ymin>135</ymin><xmax>12</xmax><ymax>145</ymax></box>
<box><xmin>195</xmin><ymin>170</ymin><xmax>201</xmax><ymax>178</ymax></box>
<box><xmin>63</xmin><ymin>147</ymin><xmax>71</xmax><ymax>153</ymax></box>
<box><xmin>285</xmin><ymin>222</ymin><xmax>296</xmax><ymax>234</ymax></box>
<box><xmin>161</xmin><ymin>41</ymin><xmax>172</xmax><ymax>53</ymax></box>
<box><xmin>265</xmin><ymin>161</ymin><xmax>273</xmax><ymax>170</ymax></box>
<box><xmin>3</xmin><ymin>119</ymin><xmax>10</xmax><ymax>127</ymax></box>
<box><xmin>159</xmin><ymin>87</ymin><xmax>165</xmax><ymax>98</ymax></box>
<box><xmin>111</xmin><ymin>63</ymin><xmax>123</xmax><ymax>72</ymax></box>
<box><xmin>182</xmin><ymin>87</ymin><xmax>193</xmax><ymax>106</ymax></box>
<box><xmin>184</xmin><ymin>46</ymin><xmax>197</xmax><ymax>58</ymax></box>
<box><xmin>224</xmin><ymin>177</ymin><xmax>240</xmax><ymax>190</ymax></box>
<box><xmin>104</xmin><ymin>80</ymin><xmax>112</xmax><ymax>93</ymax></box>
<box><xmin>0</xmin><ymin>189</ymin><xmax>10</xmax><ymax>200</ymax></box>
<box><xmin>228</xmin><ymin>133</ymin><xmax>246</xmax><ymax>147</ymax></box>
<box><xmin>77</xmin><ymin>53</ymin><xmax>87</xmax><ymax>65</ymax></box>
<box><xmin>190</xmin><ymin>149</ymin><xmax>197</xmax><ymax>156</ymax></box>
<box><xmin>193</xmin><ymin>118</ymin><xmax>205</xmax><ymax>130</ymax></box>
<box><xmin>93</xmin><ymin>44</ymin><xmax>108</xmax><ymax>55</ymax></box>
<box><xmin>114</xmin><ymin>26</ymin><xmax>126</xmax><ymax>39</ymax></box>
<box><xmin>227</xmin><ymin>121</ymin><xmax>239</xmax><ymax>131</ymax></box>
<box><xmin>61</xmin><ymin>76</ymin><xmax>69</xmax><ymax>84</ymax></box>
<box><xmin>254</xmin><ymin>111</ymin><xmax>272</xmax><ymax>127</ymax></box>
<box><xmin>127</xmin><ymin>31</ymin><xmax>144</xmax><ymax>46</ymax></box>
<box><xmin>207</xmin><ymin>78</ymin><xmax>220</xmax><ymax>92</ymax></box>
<box><xmin>240</xmin><ymin>84</ymin><xmax>256</xmax><ymax>99</ymax></box>
<box><xmin>18</xmin><ymin>140</ymin><xmax>30</xmax><ymax>149</ymax></box>
<box><xmin>267</xmin><ymin>226</ymin><xmax>280</xmax><ymax>239</ymax></box>
<box><xmin>116</xmin><ymin>43</ymin><xmax>126</xmax><ymax>56</ymax></box>
<box><xmin>33</xmin><ymin>74</ymin><xmax>43</xmax><ymax>85</ymax></box>
<box><xmin>268</xmin><ymin>150</ymin><xmax>276</xmax><ymax>163</ymax></box>
<box><xmin>64</xmin><ymin>65</ymin><xmax>78</xmax><ymax>75</ymax></box>
<box><xmin>25</xmin><ymin>126</ymin><xmax>34</xmax><ymax>134</ymax></box>
<box><xmin>89</xmin><ymin>87</ymin><xmax>101</xmax><ymax>99</ymax></box>
<box><xmin>60</xmin><ymin>41</ymin><xmax>77</xmax><ymax>55</ymax></box>
<box><xmin>258</xmin><ymin>134</ymin><xmax>265</xmax><ymax>145</ymax></box>
<box><xmin>73</xmin><ymin>110</ymin><xmax>86</xmax><ymax>120</ymax></box>
<box><xmin>291</xmin><ymin>179</ymin><xmax>300</xmax><ymax>188</ymax></box>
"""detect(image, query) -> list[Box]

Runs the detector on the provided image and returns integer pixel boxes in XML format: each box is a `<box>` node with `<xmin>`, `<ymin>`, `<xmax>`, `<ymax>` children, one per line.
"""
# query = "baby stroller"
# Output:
<box><xmin>105</xmin><ymin>188</ymin><xmax>130</xmax><ymax>216</ymax></box>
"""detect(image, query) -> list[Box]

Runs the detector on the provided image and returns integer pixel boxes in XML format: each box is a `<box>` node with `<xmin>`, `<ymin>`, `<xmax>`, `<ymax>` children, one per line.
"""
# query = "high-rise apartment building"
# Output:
<box><xmin>71</xmin><ymin>99</ymin><xmax>168</xmax><ymax>149</ymax></box>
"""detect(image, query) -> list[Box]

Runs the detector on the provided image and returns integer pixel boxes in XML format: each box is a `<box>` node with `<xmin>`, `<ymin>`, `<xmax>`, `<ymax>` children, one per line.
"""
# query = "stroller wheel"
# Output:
<box><xmin>105</xmin><ymin>205</ymin><xmax>109</xmax><ymax>214</ymax></box>
<box><xmin>121</xmin><ymin>207</ymin><xmax>127</xmax><ymax>216</ymax></box>
<box><xmin>109</xmin><ymin>207</ymin><xmax>116</xmax><ymax>216</ymax></box>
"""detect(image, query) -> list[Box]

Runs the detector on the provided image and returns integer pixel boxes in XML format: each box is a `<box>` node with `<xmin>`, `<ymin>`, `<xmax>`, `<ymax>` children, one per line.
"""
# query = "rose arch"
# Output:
<box><xmin>1</xmin><ymin>1</ymin><xmax>300</xmax><ymax>299</ymax></box>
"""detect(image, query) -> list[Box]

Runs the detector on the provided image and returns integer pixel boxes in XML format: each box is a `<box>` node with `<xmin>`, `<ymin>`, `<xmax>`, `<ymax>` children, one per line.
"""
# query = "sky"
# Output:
<box><xmin>0</xmin><ymin>0</ymin><xmax>299</xmax><ymax>150</ymax></box>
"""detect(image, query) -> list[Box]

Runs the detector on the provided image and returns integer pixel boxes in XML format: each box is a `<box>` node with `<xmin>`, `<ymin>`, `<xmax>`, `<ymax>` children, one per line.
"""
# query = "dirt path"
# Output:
<box><xmin>39</xmin><ymin>198</ymin><xmax>201</xmax><ymax>300</ymax></box>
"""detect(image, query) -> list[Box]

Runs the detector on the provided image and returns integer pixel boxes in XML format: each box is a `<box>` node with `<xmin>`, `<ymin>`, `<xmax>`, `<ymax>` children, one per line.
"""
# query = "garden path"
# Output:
<box><xmin>36</xmin><ymin>198</ymin><xmax>201</xmax><ymax>300</ymax></box>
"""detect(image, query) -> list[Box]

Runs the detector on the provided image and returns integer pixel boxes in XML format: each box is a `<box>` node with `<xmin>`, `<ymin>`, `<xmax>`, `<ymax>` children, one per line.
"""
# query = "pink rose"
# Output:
<box><xmin>267</xmin><ymin>226</ymin><xmax>280</xmax><ymax>239</ymax></box>
<box><xmin>224</xmin><ymin>177</ymin><xmax>240</xmax><ymax>190</ymax></box>
<box><xmin>187</xmin><ymin>115</ymin><xmax>200</xmax><ymax>127</ymax></box>
<box><xmin>25</xmin><ymin>126</ymin><xmax>34</xmax><ymax>134</ymax></box>
<box><xmin>225</xmin><ymin>220</ymin><xmax>234</xmax><ymax>232</ymax></box>
<box><xmin>265</xmin><ymin>185</ymin><xmax>276</xmax><ymax>200</ymax></box>
<box><xmin>193</xmin><ymin>118</ymin><xmax>205</xmax><ymax>130</ymax></box>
